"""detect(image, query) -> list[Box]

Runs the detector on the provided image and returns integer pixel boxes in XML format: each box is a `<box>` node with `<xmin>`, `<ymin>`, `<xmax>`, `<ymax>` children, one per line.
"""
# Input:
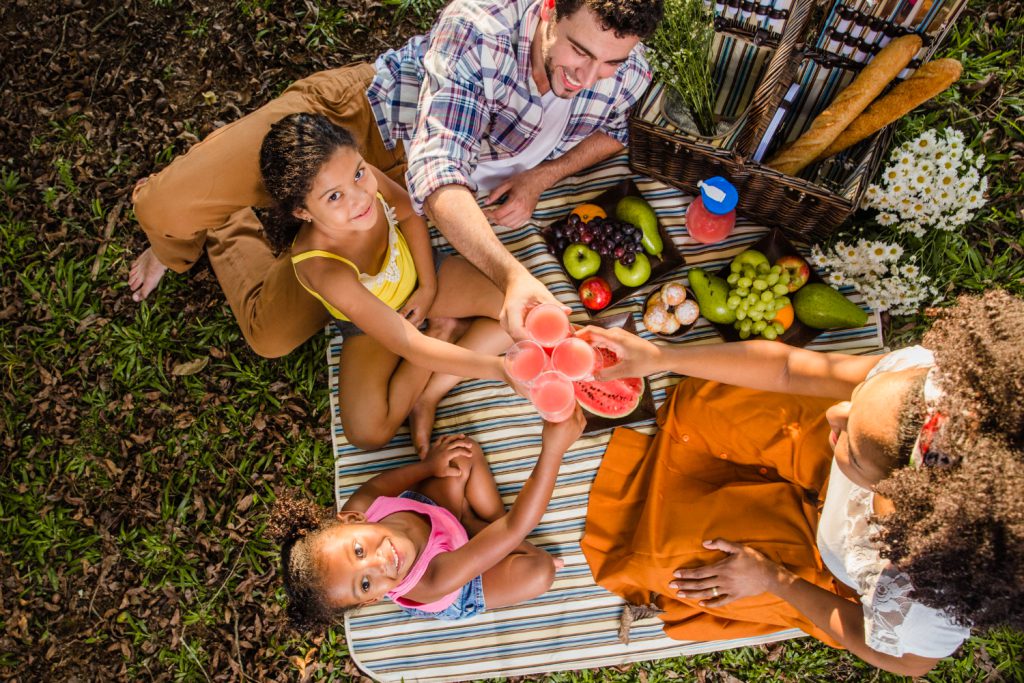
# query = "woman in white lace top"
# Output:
<box><xmin>581</xmin><ymin>290</ymin><xmax>1023</xmax><ymax>675</ymax></box>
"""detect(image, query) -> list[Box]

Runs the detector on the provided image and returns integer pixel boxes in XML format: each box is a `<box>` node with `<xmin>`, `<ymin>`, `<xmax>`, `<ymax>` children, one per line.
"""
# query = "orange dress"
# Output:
<box><xmin>582</xmin><ymin>378</ymin><xmax>856</xmax><ymax>647</ymax></box>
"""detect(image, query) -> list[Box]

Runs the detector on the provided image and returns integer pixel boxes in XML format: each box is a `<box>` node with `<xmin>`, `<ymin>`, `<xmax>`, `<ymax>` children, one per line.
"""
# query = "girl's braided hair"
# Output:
<box><xmin>877</xmin><ymin>290</ymin><xmax>1024</xmax><ymax>631</ymax></box>
<box><xmin>267</xmin><ymin>494</ymin><xmax>348</xmax><ymax>630</ymax></box>
<box><xmin>259</xmin><ymin>113</ymin><xmax>357</xmax><ymax>253</ymax></box>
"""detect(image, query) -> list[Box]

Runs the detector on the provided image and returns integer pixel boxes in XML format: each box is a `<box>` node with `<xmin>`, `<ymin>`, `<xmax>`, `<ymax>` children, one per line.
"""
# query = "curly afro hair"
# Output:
<box><xmin>267</xmin><ymin>494</ymin><xmax>350</xmax><ymax>630</ymax></box>
<box><xmin>258</xmin><ymin>113</ymin><xmax>357</xmax><ymax>254</ymax></box>
<box><xmin>876</xmin><ymin>290</ymin><xmax>1024</xmax><ymax>632</ymax></box>
<box><xmin>555</xmin><ymin>0</ymin><xmax>665</xmax><ymax>40</ymax></box>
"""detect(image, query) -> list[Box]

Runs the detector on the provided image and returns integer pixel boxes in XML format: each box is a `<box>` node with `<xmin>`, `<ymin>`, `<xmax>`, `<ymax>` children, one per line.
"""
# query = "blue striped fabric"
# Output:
<box><xmin>330</xmin><ymin>156</ymin><xmax>884</xmax><ymax>681</ymax></box>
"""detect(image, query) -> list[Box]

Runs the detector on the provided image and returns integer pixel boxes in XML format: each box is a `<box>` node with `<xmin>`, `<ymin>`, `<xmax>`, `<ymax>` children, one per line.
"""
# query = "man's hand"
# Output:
<box><xmin>481</xmin><ymin>167</ymin><xmax>548</xmax><ymax>228</ymax></box>
<box><xmin>575</xmin><ymin>325</ymin><xmax>663</xmax><ymax>379</ymax></box>
<box><xmin>669</xmin><ymin>538</ymin><xmax>790</xmax><ymax>607</ymax></box>
<box><xmin>500</xmin><ymin>271</ymin><xmax>567</xmax><ymax>340</ymax></box>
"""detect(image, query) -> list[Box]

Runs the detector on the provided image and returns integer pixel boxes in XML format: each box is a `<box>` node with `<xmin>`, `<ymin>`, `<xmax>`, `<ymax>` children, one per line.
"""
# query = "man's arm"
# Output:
<box><xmin>424</xmin><ymin>184</ymin><xmax>563</xmax><ymax>339</ymax></box>
<box><xmin>483</xmin><ymin>132</ymin><xmax>625</xmax><ymax>228</ymax></box>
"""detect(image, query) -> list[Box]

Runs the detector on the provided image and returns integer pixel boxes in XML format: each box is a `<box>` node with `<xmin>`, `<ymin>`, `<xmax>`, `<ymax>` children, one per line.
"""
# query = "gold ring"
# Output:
<box><xmin>711</xmin><ymin>586</ymin><xmax>719</xmax><ymax>598</ymax></box>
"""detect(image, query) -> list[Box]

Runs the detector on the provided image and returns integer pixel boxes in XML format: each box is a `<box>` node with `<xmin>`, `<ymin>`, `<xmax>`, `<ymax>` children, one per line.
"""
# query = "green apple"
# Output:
<box><xmin>562</xmin><ymin>242</ymin><xmax>601</xmax><ymax>279</ymax></box>
<box><xmin>613</xmin><ymin>252</ymin><xmax>651</xmax><ymax>287</ymax></box>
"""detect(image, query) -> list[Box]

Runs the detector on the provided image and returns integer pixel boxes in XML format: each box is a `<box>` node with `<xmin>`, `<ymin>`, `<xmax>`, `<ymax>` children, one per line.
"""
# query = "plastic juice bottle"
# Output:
<box><xmin>686</xmin><ymin>176</ymin><xmax>739</xmax><ymax>245</ymax></box>
<box><xmin>525</xmin><ymin>303</ymin><xmax>571</xmax><ymax>349</ymax></box>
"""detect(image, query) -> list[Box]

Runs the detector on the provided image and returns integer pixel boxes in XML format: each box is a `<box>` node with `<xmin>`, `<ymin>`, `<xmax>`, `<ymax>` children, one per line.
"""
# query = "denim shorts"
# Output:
<box><xmin>393</xmin><ymin>491</ymin><xmax>486</xmax><ymax>621</ymax></box>
<box><xmin>333</xmin><ymin>248</ymin><xmax>449</xmax><ymax>339</ymax></box>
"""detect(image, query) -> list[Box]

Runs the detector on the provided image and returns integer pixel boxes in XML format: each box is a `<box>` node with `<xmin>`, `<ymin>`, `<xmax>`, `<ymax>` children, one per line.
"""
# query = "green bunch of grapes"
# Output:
<box><xmin>725</xmin><ymin>260</ymin><xmax>791</xmax><ymax>340</ymax></box>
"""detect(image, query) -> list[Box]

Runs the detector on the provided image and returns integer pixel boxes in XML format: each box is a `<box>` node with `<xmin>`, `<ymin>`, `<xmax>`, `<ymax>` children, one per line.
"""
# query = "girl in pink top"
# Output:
<box><xmin>271</xmin><ymin>410</ymin><xmax>585</xmax><ymax>626</ymax></box>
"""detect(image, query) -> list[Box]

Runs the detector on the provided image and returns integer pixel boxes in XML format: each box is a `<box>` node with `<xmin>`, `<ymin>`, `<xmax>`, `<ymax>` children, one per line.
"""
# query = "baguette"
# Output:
<box><xmin>815</xmin><ymin>58</ymin><xmax>963</xmax><ymax>161</ymax></box>
<box><xmin>767</xmin><ymin>34</ymin><xmax>923</xmax><ymax>176</ymax></box>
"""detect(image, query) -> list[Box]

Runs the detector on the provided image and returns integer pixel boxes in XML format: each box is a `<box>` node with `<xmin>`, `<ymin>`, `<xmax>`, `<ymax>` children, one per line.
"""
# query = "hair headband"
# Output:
<box><xmin>909</xmin><ymin>367</ymin><xmax>953</xmax><ymax>468</ymax></box>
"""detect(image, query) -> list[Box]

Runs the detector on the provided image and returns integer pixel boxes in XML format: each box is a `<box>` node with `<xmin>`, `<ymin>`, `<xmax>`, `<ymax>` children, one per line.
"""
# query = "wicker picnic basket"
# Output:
<box><xmin>628</xmin><ymin>0</ymin><xmax>968</xmax><ymax>240</ymax></box>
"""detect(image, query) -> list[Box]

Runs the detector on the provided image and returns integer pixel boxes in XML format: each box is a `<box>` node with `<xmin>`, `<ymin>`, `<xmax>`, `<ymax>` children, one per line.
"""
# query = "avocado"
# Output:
<box><xmin>616</xmin><ymin>196</ymin><xmax>663</xmax><ymax>258</ymax></box>
<box><xmin>688</xmin><ymin>267</ymin><xmax>737</xmax><ymax>325</ymax></box>
<box><xmin>793</xmin><ymin>284</ymin><xmax>869</xmax><ymax>329</ymax></box>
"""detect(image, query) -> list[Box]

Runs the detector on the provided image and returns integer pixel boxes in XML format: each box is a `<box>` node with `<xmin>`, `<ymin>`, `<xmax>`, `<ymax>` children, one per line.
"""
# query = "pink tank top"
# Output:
<box><xmin>364</xmin><ymin>495</ymin><xmax>469</xmax><ymax>612</ymax></box>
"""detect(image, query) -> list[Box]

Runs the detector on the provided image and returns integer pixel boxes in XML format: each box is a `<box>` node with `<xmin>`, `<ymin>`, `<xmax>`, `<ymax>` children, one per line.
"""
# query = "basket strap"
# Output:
<box><xmin>732</xmin><ymin>0</ymin><xmax>815</xmax><ymax>158</ymax></box>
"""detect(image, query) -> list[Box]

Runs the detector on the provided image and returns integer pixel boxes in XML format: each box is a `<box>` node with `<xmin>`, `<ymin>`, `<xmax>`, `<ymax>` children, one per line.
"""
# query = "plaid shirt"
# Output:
<box><xmin>366</xmin><ymin>0</ymin><xmax>652</xmax><ymax>215</ymax></box>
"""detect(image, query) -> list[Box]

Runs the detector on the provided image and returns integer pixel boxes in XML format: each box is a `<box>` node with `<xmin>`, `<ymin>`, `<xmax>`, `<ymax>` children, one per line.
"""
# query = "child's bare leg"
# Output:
<box><xmin>415</xmin><ymin>436</ymin><xmax>505</xmax><ymax>522</ymax></box>
<box><xmin>409</xmin><ymin>318</ymin><xmax>512</xmax><ymax>456</ymax></box>
<box><xmin>427</xmin><ymin>256</ymin><xmax>505</xmax><ymax>320</ymax></box>
<box><xmin>480</xmin><ymin>542</ymin><xmax>559</xmax><ymax>608</ymax></box>
<box><xmin>338</xmin><ymin>318</ymin><xmax>462</xmax><ymax>451</ymax></box>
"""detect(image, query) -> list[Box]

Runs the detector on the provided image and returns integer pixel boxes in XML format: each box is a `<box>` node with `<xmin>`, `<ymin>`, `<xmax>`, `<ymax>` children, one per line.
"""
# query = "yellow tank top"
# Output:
<box><xmin>290</xmin><ymin>193</ymin><xmax>418</xmax><ymax>322</ymax></box>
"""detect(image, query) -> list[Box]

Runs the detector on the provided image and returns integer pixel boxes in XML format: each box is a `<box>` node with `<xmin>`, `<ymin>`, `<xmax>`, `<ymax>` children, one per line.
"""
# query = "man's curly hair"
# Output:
<box><xmin>555</xmin><ymin>0</ymin><xmax>665</xmax><ymax>40</ymax></box>
<box><xmin>267</xmin><ymin>494</ymin><xmax>350</xmax><ymax>630</ymax></box>
<box><xmin>876</xmin><ymin>290</ymin><xmax>1024</xmax><ymax>632</ymax></box>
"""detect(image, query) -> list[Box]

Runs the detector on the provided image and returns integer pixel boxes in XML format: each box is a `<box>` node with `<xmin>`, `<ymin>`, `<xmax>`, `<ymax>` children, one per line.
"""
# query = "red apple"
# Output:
<box><xmin>579</xmin><ymin>276</ymin><xmax>612</xmax><ymax>311</ymax></box>
<box><xmin>776</xmin><ymin>254</ymin><xmax>811</xmax><ymax>292</ymax></box>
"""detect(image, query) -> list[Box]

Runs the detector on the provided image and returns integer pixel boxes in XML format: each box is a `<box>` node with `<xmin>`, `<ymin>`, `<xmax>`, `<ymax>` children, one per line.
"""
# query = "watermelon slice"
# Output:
<box><xmin>574</xmin><ymin>376</ymin><xmax>643</xmax><ymax>419</ymax></box>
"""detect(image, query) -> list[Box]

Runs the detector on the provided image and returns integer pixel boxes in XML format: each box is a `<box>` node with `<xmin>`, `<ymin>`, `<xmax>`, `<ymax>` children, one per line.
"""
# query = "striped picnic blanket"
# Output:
<box><xmin>330</xmin><ymin>155</ymin><xmax>884</xmax><ymax>682</ymax></box>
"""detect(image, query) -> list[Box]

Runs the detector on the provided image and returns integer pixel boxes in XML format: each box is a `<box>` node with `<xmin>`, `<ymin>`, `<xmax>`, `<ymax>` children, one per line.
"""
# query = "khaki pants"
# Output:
<box><xmin>133</xmin><ymin>63</ymin><xmax>407</xmax><ymax>357</ymax></box>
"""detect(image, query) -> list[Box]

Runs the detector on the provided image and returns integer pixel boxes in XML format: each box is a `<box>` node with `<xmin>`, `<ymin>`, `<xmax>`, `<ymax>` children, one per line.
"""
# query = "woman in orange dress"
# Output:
<box><xmin>577</xmin><ymin>291</ymin><xmax>1023</xmax><ymax>676</ymax></box>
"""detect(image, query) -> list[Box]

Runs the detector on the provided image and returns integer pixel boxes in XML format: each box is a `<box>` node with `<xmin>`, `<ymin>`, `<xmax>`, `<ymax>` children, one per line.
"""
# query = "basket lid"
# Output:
<box><xmin>698</xmin><ymin>177</ymin><xmax>738</xmax><ymax>215</ymax></box>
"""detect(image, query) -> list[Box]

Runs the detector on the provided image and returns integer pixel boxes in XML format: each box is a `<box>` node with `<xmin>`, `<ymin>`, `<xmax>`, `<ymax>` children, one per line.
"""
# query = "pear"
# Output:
<box><xmin>616</xmin><ymin>196</ymin><xmax>663</xmax><ymax>258</ymax></box>
<box><xmin>793</xmin><ymin>284</ymin><xmax>868</xmax><ymax>329</ymax></box>
<box><xmin>688</xmin><ymin>268</ymin><xmax>737</xmax><ymax>325</ymax></box>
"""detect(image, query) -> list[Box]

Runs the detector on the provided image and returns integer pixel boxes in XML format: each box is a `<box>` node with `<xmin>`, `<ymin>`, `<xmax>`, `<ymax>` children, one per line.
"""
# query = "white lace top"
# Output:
<box><xmin>816</xmin><ymin>346</ymin><xmax>971</xmax><ymax>658</ymax></box>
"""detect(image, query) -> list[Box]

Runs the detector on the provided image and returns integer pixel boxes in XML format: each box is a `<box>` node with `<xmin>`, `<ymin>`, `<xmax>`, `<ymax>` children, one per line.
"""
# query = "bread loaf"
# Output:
<box><xmin>767</xmin><ymin>34</ymin><xmax>923</xmax><ymax>176</ymax></box>
<box><xmin>815</xmin><ymin>59</ymin><xmax>963</xmax><ymax>161</ymax></box>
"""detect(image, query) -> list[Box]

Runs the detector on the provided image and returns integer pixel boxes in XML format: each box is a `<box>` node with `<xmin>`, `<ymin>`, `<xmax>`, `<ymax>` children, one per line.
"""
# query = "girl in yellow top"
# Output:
<box><xmin>260</xmin><ymin>114</ymin><xmax>509</xmax><ymax>453</ymax></box>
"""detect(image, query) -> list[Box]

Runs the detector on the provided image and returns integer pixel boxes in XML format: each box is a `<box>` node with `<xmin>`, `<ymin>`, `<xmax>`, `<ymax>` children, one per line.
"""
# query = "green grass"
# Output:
<box><xmin>1</xmin><ymin>0</ymin><xmax>1021</xmax><ymax>680</ymax></box>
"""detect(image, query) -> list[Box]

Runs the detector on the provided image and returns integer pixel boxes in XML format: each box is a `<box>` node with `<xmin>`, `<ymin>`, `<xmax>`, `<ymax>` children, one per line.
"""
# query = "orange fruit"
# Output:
<box><xmin>773</xmin><ymin>304</ymin><xmax>795</xmax><ymax>331</ymax></box>
<box><xmin>570</xmin><ymin>203</ymin><xmax>607</xmax><ymax>223</ymax></box>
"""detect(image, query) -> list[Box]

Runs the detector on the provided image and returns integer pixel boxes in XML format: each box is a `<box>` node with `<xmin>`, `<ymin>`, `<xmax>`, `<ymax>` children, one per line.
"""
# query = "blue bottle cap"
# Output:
<box><xmin>698</xmin><ymin>176</ymin><xmax>739</xmax><ymax>215</ymax></box>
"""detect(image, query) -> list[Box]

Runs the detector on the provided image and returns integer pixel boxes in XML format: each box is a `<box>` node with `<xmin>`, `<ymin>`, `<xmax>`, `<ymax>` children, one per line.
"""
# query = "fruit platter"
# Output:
<box><xmin>683</xmin><ymin>229</ymin><xmax>868</xmax><ymax>347</ymax></box>
<box><xmin>541</xmin><ymin>180</ymin><xmax>684</xmax><ymax>315</ymax></box>
<box><xmin>576</xmin><ymin>311</ymin><xmax>655</xmax><ymax>434</ymax></box>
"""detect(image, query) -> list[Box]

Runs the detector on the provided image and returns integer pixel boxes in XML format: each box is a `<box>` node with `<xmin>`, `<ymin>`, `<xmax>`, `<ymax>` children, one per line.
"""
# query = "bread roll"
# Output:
<box><xmin>767</xmin><ymin>34</ymin><xmax>923</xmax><ymax>176</ymax></box>
<box><xmin>815</xmin><ymin>59</ymin><xmax>963</xmax><ymax>161</ymax></box>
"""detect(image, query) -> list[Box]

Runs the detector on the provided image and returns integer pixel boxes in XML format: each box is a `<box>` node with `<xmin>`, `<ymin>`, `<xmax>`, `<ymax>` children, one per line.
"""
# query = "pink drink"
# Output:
<box><xmin>525</xmin><ymin>303</ymin><xmax>570</xmax><ymax>348</ymax></box>
<box><xmin>529</xmin><ymin>371</ymin><xmax>576</xmax><ymax>422</ymax></box>
<box><xmin>551</xmin><ymin>337</ymin><xmax>595</xmax><ymax>381</ymax></box>
<box><xmin>503</xmin><ymin>340</ymin><xmax>548</xmax><ymax>387</ymax></box>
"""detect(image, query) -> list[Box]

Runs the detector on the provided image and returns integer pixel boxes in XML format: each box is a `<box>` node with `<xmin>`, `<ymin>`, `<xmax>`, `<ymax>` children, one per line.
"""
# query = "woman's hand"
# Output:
<box><xmin>423</xmin><ymin>433</ymin><xmax>475</xmax><ymax>478</ymax></box>
<box><xmin>575</xmin><ymin>326</ymin><xmax>663</xmax><ymax>380</ymax></box>
<box><xmin>669</xmin><ymin>538</ymin><xmax>790</xmax><ymax>607</ymax></box>
<box><xmin>399</xmin><ymin>284</ymin><xmax>437</xmax><ymax>328</ymax></box>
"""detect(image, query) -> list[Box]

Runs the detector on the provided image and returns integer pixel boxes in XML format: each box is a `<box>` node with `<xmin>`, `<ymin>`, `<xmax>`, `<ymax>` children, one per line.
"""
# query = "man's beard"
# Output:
<box><xmin>543</xmin><ymin>57</ymin><xmax>575</xmax><ymax>100</ymax></box>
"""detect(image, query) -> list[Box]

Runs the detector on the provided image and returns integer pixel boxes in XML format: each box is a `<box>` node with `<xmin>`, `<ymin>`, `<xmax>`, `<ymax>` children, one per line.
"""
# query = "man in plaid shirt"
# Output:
<box><xmin>129</xmin><ymin>0</ymin><xmax>664</xmax><ymax>355</ymax></box>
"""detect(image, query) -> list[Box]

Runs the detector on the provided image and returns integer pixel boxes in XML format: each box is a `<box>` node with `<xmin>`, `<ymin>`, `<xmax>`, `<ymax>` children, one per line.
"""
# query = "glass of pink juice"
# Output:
<box><xmin>503</xmin><ymin>339</ymin><xmax>549</xmax><ymax>391</ymax></box>
<box><xmin>529</xmin><ymin>371</ymin><xmax>577</xmax><ymax>422</ymax></box>
<box><xmin>550</xmin><ymin>337</ymin><xmax>595</xmax><ymax>381</ymax></box>
<box><xmin>525</xmin><ymin>303</ymin><xmax>570</xmax><ymax>348</ymax></box>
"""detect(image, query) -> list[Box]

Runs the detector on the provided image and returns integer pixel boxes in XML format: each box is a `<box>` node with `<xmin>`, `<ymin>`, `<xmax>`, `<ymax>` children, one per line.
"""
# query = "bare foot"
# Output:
<box><xmin>128</xmin><ymin>247</ymin><xmax>168</xmax><ymax>302</ymax></box>
<box><xmin>408</xmin><ymin>398</ymin><xmax>440</xmax><ymax>459</ymax></box>
<box><xmin>553</xmin><ymin>557</ymin><xmax>565</xmax><ymax>570</ymax></box>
